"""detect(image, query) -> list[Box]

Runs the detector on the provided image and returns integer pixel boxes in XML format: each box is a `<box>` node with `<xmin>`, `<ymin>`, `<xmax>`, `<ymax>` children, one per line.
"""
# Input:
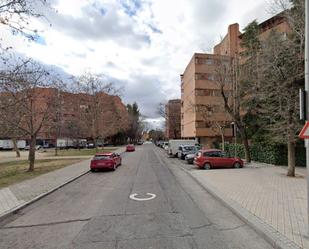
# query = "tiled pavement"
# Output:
<box><xmin>0</xmin><ymin>147</ymin><xmax>125</xmax><ymax>218</ymax></box>
<box><xmin>184</xmin><ymin>162</ymin><xmax>309</xmax><ymax>249</ymax></box>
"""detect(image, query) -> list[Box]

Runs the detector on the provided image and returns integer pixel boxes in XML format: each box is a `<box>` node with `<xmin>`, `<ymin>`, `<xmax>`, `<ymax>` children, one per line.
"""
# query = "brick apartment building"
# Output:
<box><xmin>165</xmin><ymin>99</ymin><xmax>181</xmax><ymax>139</ymax></box>
<box><xmin>0</xmin><ymin>87</ymin><xmax>129</xmax><ymax>146</ymax></box>
<box><xmin>180</xmin><ymin>53</ymin><xmax>233</xmax><ymax>146</ymax></box>
<box><xmin>181</xmin><ymin>13</ymin><xmax>290</xmax><ymax>147</ymax></box>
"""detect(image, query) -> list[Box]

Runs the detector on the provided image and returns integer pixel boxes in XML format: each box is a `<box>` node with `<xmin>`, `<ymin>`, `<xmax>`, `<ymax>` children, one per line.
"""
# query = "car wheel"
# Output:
<box><xmin>204</xmin><ymin>163</ymin><xmax>211</xmax><ymax>170</ymax></box>
<box><xmin>234</xmin><ymin>162</ymin><xmax>241</xmax><ymax>168</ymax></box>
<box><xmin>90</xmin><ymin>169</ymin><xmax>95</xmax><ymax>172</ymax></box>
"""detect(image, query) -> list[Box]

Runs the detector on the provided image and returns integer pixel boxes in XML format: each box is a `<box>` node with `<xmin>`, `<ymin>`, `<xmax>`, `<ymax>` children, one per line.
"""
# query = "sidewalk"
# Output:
<box><xmin>0</xmin><ymin>147</ymin><xmax>125</xmax><ymax>219</ymax></box>
<box><xmin>184</xmin><ymin>162</ymin><xmax>308</xmax><ymax>249</ymax></box>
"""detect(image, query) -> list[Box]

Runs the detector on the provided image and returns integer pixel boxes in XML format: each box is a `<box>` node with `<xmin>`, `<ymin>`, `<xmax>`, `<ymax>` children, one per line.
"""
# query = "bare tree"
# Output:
<box><xmin>76</xmin><ymin>72</ymin><xmax>121</xmax><ymax>150</ymax></box>
<box><xmin>214</xmin><ymin>57</ymin><xmax>252</xmax><ymax>162</ymax></box>
<box><xmin>189</xmin><ymin>103</ymin><xmax>230</xmax><ymax>151</ymax></box>
<box><xmin>0</xmin><ymin>0</ymin><xmax>48</xmax><ymax>36</ymax></box>
<box><xmin>0</xmin><ymin>94</ymin><xmax>25</xmax><ymax>157</ymax></box>
<box><xmin>258</xmin><ymin>30</ymin><xmax>303</xmax><ymax>176</ymax></box>
<box><xmin>0</xmin><ymin>58</ymin><xmax>57</xmax><ymax>171</ymax></box>
<box><xmin>157</xmin><ymin>101</ymin><xmax>181</xmax><ymax>139</ymax></box>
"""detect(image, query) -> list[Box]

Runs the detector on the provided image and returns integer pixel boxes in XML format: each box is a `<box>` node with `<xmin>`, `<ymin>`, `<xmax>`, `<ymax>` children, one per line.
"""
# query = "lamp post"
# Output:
<box><xmin>305</xmin><ymin>0</ymin><xmax>309</xmax><ymax>236</ymax></box>
<box><xmin>231</xmin><ymin>121</ymin><xmax>237</xmax><ymax>157</ymax></box>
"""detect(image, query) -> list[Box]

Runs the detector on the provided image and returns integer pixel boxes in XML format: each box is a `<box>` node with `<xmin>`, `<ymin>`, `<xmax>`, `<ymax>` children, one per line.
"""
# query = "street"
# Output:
<box><xmin>0</xmin><ymin>144</ymin><xmax>273</xmax><ymax>249</ymax></box>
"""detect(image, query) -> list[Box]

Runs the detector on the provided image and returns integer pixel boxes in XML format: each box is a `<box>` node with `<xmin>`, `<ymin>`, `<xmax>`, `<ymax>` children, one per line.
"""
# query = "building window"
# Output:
<box><xmin>207</xmin><ymin>74</ymin><xmax>215</xmax><ymax>81</ymax></box>
<box><xmin>281</xmin><ymin>32</ymin><xmax>287</xmax><ymax>41</ymax></box>
<box><xmin>195</xmin><ymin>58</ymin><xmax>215</xmax><ymax>65</ymax></box>
<box><xmin>195</xmin><ymin>73</ymin><xmax>215</xmax><ymax>81</ymax></box>
<box><xmin>206</xmin><ymin>59</ymin><xmax>214</xmax><ymax>65</ymax></box>
<box><xmin>196</xmin><ymin>121</ymin><xmax>213</xmax><ymax>128</ymax></box>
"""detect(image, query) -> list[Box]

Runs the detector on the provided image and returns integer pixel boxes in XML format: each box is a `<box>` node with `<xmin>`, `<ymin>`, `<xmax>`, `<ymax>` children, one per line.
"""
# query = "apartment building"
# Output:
<box><xmin>0</xmin><ymin>87</ymin><xmax>129</xmax><ymax>146</ymax></box>
<box><xmin>214</xmin><ymin>23</ymin><xmax>241</xmax><ymax>57</ymax></box>
<box><xmin>181</xmin><ymin>13</ymin><xmax>290</xmax><ymax>147</ymax></box>
<box><xmin>181</xmin><ymin>53</ymin><xmax>233</xmax><ymax>147</ymax></box>
<box><xmin>165</xmin><ymin>99</ymin><xmax>181</xmax><ymax>139</ymax></box>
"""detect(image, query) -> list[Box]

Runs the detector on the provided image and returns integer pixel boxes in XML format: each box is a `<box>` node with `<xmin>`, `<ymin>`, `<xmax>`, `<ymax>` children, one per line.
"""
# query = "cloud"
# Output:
<box><xmin>122</xmin><ymin>73</ymin><xmax>167</xmax><ymax>118</ymax></box>
<box><xmin>118</xmin><ymin>0</ymin><xmax>142</xmax><ymax>17</ymax></box>
<box><xmin>45</xmin><ymin>1</ymin><xmax>150</xmax><ymax>49</ymax></box>
<box><xmin>1</xmin><ymin>0</ymin><xmax>273</xmax><ymax>120</ymax></box>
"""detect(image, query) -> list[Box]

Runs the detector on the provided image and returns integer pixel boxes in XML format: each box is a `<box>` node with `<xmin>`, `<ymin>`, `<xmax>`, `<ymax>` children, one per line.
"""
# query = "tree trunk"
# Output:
<box><xmin>238</xmin><ymin>125</ymin><xmax>251</xmax><ymax>163</ymax></box>
<box><xmin>28</xmin><ymin>136</ymin><xmax>36</xmax><ymax>172</ymax></box>
<box><xmin>12</xmin><ymin>137</ymin><xmax>20</xmax><ymax>158</ymax></box>
<box><xmin>94</xmin><ymin>138</ymin><xmax>98</xmax><ymax>152</ymax></box>
<box><xmin>287</xmin><ymin>138</ymin><xmax>295</xmax><ymax>177</ymax></box>
<box><xmin>220</xmin><ymin>127</ymin><xmax>225</xmax><ymax>151</ymax></box>
<box><xmin>55</xmin><ymin>142</ymin><xmax>58</xmax><ymax>156</ymax></box>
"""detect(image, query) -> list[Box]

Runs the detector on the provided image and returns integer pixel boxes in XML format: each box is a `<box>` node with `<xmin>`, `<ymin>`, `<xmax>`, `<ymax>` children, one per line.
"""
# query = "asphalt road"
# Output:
<box><xmin>0</xmin><ymin>144</ymin><xmax>273</xmax><ymax>249</ymax></box>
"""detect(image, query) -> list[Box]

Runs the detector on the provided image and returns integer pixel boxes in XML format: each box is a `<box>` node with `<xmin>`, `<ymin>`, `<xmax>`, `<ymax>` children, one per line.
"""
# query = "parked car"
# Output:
<box><xmin>24</xmin><ymin>145</ymin><xmax>41</xmax><ymax>150</ymax></box>
<box><xmin>126</xmin><ymin>144</ymin><xmax>135</xmax><ymax>152</ymax></box>
<box><xmin>90</xmin><ymin>152</ymin><xmax>121</xmax><ymax>171</ymax></box>
<box><xmin>185</xmin><ymin>152</ymin><xmax>198</xmax><ymax>164</ymax></box>
<box><xmin>177</xmin><ymin>145</ymin><xmax>199</xmax><ymax>160</ymax></box>
<box><xmin>194</xmin><ymin>149</ymin><xmax>243</xmax><ymax>169</ymax></box>
<box><xmin>168</xmin><ymin>139</ymin><xmax>199</xmax><ymax>157</ymax></box>
<box><xmin>86</xmin><ymin>143</ymin><xmax>95</xmax><ymax>149</ymax></box>
<box><xmin>163</xmin><ymin>144</ymin><xmax>169</xmax><ymax>151</ymax></box>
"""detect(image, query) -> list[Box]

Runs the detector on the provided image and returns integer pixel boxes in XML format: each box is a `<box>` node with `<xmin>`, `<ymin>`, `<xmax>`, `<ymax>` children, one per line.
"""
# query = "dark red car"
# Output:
<box><xmin>126</xmin><ymin>144</ymin><xmax>135</xmax><ymax>152</ymax></box>
<box><xmin>90</xmin><ymin>152</ymin><xmax>121</xmax><ymax>171</ymax></box>
<box><xmin>194</xmin><ymin>149</ymin><xmax>243</xmax><ymax>170</ymax></box>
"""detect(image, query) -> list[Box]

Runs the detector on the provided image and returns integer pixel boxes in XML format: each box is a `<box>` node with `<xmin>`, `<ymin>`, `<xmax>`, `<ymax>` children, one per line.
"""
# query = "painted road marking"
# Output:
<box><xmin>129</xmin><ymin>193</ymin><xmax>156</xmax><ymax>201</ymax></box>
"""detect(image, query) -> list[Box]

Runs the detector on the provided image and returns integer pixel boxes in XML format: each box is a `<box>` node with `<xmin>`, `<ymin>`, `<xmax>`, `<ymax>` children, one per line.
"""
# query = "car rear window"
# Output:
<box><xmin>204</xmin><ymin>151</ymin><xmax>222</xmax><ymax>157</ymax></box>
<box><xmin>93</xmin><ymin>155</ymin><xmax>112</xmax><ymax>160</ymax></box>
<box><xmin>183</xmin><ymin>146</ymin><xmax>195</xmax><ymax>151</ymax></box>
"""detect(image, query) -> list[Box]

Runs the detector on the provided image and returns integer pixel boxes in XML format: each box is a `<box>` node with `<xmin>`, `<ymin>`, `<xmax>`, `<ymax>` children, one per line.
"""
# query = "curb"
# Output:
<box><xmin>178</xmin><ymin>165</ymin><xmax>301</xmax><ymax>249</ymax></box>
<box><xmin>0</xmin><ymin>148</ymin><xmax>126</xmax><ymax>223</ymax></box>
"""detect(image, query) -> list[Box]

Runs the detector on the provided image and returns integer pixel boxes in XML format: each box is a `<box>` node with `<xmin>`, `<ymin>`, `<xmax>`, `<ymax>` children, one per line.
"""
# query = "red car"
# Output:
<box><xmin>90</xmin><ymin>152</ymin><xmax>122</xmax><ymax>171</ymax></box>
<box><xmin>194</xmin><ymin>149</ymin><xmax>243</xmax><ymax>170</ymax></box>
<box><xmin>126</xmin><ymin>144</ymin><xmax>135</xmax><ymax>152</ymax></box>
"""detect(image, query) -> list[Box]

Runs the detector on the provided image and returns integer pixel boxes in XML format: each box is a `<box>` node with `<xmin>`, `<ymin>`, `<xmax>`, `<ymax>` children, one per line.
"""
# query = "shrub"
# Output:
<box><xmin>223</xmin><ymin>142</ymin><xmax>306</xmax><ymax>166</ymax></box>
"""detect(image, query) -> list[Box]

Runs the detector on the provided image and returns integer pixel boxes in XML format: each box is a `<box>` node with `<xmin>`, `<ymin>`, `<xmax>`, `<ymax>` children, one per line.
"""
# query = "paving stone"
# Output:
<box><xmin>189</xmin><ymin>163</ymin><xmax>308</xmax><ymax>248</ymax></box>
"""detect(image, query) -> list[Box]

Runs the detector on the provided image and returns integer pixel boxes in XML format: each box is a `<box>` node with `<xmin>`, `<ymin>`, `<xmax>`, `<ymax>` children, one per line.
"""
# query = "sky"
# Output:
<box><xmin>1</xmin><ymin>0</ymin><xmax>277</xmax><ymax>128</ymax></box>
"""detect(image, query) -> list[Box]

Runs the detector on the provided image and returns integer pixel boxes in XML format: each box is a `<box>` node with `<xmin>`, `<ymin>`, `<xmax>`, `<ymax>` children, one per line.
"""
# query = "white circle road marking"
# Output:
<box><xmin>129</xmin><ymin>193</ymin><xmax>156</xmax><ymax>201</ymax></box>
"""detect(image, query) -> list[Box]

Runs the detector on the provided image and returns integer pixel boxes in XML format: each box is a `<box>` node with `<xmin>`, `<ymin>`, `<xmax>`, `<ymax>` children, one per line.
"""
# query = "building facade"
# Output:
<box><xmin>165</xmin><ymin>99</ymin><xmax>181</xmax><ymax>139</ymax></box>
<box><xmin>181</xmin><ymin>14</ymin><xmax>290</xmax><ymax>147</ymax></box>
<box><xmin>0</xmin><ymin>87</ymin><xmax>129</xmax><ymax>146</ymax></box>
<box><xmin>181</xmin><ymin>53</ymin><xmax>233</xmax><ymax>147</ymax></box>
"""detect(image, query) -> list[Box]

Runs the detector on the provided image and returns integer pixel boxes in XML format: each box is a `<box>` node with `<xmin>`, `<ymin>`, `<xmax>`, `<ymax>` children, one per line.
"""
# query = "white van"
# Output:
<box><xmin>167</xmin><ymin>139</ymin><xmax>199</xmax><ymax>157</ymax></box>
<box><xmin>0</xmin><ymin>139</ymin><xmax>26</xmax><ymax>150</ymax></box>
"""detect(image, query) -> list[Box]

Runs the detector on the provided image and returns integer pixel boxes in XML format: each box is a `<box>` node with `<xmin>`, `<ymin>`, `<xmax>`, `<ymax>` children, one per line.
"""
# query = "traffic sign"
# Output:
<box><xmin>299</xmin><ymin>121</ymin><xmax>309</xmax><ymax>139</ymax></box>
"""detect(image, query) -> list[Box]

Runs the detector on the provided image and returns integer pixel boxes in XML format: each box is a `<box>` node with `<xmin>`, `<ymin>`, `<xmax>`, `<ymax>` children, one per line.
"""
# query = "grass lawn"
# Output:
<box><xmin>48</xmin><ymin>147</ymin><xmax>119</xmax><ymax>157</ymax></box>
<box><xmin>0</xmin><ymin>158</ymin><xmax>83</xmax><ymax>188</ymax></box>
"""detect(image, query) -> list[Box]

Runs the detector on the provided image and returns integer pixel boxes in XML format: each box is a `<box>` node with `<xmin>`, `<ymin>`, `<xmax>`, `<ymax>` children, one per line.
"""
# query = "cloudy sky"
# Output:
<box><xmin>1</xmin><ymin>0</ymin><xmax>276</xmax><ymax>127</ymax></box>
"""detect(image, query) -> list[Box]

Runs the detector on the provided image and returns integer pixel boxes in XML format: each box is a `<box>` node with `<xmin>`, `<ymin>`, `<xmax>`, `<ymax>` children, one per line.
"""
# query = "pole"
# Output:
<box><xmin>305</xmin><ymin>0</ymin><xmax>309</xmax><ymax>235</ymax></box>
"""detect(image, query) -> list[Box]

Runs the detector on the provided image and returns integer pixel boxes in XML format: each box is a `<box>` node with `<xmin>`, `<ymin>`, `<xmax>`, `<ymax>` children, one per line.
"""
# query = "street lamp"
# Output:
<box><xmin>231</xmin><ymin>121</ymin><xmax>237</xmax><ymax>157</ymax></box>
<box><xmin>305</xmin><ymin>0</ymin><xmax>309</xmax><ymax>236</ymax></box>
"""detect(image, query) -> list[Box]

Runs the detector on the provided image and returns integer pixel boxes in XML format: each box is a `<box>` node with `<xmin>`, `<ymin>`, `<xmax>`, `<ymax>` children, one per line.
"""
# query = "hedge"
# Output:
<box><xmin>223</xmin><ymin>142</ymin><xmax>306</xmax><ymax>166</ymax></box>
